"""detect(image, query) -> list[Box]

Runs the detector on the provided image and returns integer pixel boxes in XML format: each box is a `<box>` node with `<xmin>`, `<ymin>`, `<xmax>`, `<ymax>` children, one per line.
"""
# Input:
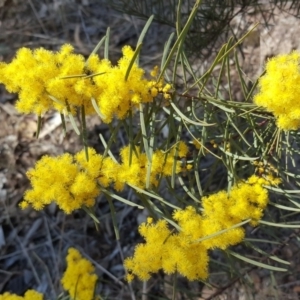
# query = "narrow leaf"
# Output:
<box><xmin>170</xmin><ymin>102</ymin><xmax>215</xmax><ymax>126</ymax></box>
<box><xmin>91</xmin><ymin>97</ymin><xmax>105</xmax><ymax>119</ymax></box>
<box><xmin>161</xmin><ymin>32</ymin><xmax>175</xmax><ymax>71</ymax></box>
<box><xmin>250</xmin><ymin>245</ymin><xmax>290</xmax><ymax>265</ymax></box>
<box><xmin>125</xmin><ymin>43</ymin><xmax>143</xmax><ymax>81</ymax></box>
<box><xmin>36</xmin><ymin>115</ymin><xmax>42</xmax><ymax>139</ymax></box>
<box><xmin>228</xmin><ymin>250</ymin><xmax>287</xmax><ymax>272</ymax></box>
<box><xmin>87</xmin><ymin>34</ymin><xmax>106</xmax><ymax>61</ymax></box>
<box><xmin>107</xmin><ymin>195</ymin><xmax>120</xmax><ymax>240</ymax></box>
<box><xmin>67</xmin><ymin>113</ymin><xmax>80</xmax><ymax>135</ymax></box>
<box><xmin>218</xmin><ymin>146</ymin><xmax>259</xmax><ymax>161</ymax></box>
<box><xmin>158</xmin><ymin>0</ymin><xmax>203</xmax><ymax>82</ymax></box>
<box><xmin>129</xmin><ymin>184</ymin><xmax>180</xmax><ymax>210</ymax></box>
<box><xmin>259</xmin><ymin>220</ymin><xmax>300</xmax><ymax>228</ymax></box>
<box><xmin>104</xmin><ymin>27</ymin><xmax>110</xmax><ymax>59</ymax></box>
<box><xmin>102</xmin><ymin>188</ymin><xmax>144</xmax><ymax>209</ymax></box>
<box><xmin>60</xmin><ymin>113</ymin><xmax>66</xmax><ymax>137</ymax></box>
<box><xmin>178</xmin><ymin>176</ymin><xmax>201</xmax><ymax>203</ymax></box>
<box><xmin>137</xmin><ymin>15</ymin><xmax>154</xmax><ymax>45</ymax></box>
<box><xmin>269</xmin><ymin>201</ymin><xmax>300</xmax><ymax>212</ymax></box>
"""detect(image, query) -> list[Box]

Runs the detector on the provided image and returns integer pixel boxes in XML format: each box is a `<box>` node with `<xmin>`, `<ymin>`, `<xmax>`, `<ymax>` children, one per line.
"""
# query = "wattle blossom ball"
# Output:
<box><xmin>254</xmin><ymin>51</ymin><xmax>300</xmax><ymax>130</ymax></box>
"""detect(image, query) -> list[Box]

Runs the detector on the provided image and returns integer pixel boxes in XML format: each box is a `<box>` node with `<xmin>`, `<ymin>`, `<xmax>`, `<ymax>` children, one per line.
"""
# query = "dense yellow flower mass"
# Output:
<box><xmin>0</xmin><ymin>290</ymin><xmax>43</xmax><ymax>300</ymax></box>
<box><xmin>21</xmin><ymin>143</ymin><xmax>189</xmax><ymax>213</ymax></box>
<box><xmin>125</xmin><ymin>175</ymin><xmax>280</xmax><ymax>281</ymax></box>
<box><xmin>254</xmin><ymin>51</ymin><xmax>300</xmax><ymax>130</ymax></box>
<box><xmin>20</xmin><ymin>148</ymin><xmax>105</xmax><ymax>213</ymax></box>
<box><xmin>0</xmin><ymin>44</ymin><xmax>171</xmax><ymax>121</ymax></box>
<box><xmin>124</xmin><ymin>218</ymin><xmax>209</xmax><ymax>281</ymax></box>
<box><xmin>87</xmin><ymin>46</ymin><xmax>171</xmax><ymax>123</ymax></box>
<box><xmin>61</xmin><ymin>248</ymin><xmax>98</xmax><ymax>300</ymax></box>
<box><xmin>115</xmin><ymin>141</ymin><xmax>189</xmax><ymax>190</ymax></box>
<box><xmin>0</xmin><ymin>45</ymin><xmax>90</xmax><ymax>115</ymax></box>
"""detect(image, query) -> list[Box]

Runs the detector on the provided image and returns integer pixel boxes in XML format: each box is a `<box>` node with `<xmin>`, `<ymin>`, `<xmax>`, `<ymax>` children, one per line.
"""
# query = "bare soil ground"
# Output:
<box><xmin>1</xmin><ymin>1</ymin><xmax>300</xmax><ymax>299</ymax></box>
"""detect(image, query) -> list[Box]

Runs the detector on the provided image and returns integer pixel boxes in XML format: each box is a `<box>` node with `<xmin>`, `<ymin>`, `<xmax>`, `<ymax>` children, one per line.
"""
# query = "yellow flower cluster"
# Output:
<box><xmin>0</xmin><ymin>249</ymin><xmax>98</xmax><ymax>300</ymax></box>
<box><xmin>115</xmin><ymin>141</ymin><xmax>189</xmax><ymax>190</ymax></box>
<box><xmin>0</xmin><ymin>45</ymin><xmax>88</xmax><ymax>115</ymax></box>
<box><xmin>87</xmin><ymin>47</ymin><xmax>171</xmax><ymax>123</ymax></box>
<box><xmin>125</xmin><ymin>218</ymin><xmax>209</xmax><ymax>281</ymax></box>
<box><xmin>125</xmin><ymin>175</ymin><xmax>280</xmax><ymax>281</ymax></box>
<box><xmin>61</xmin><ymin>248</ymin><xmax>98</xmax><ymax>300</ymax></box>
<box><xmin>20</xmin><ymin>148</ymin><xmax>105</xmax><ymax>213</ymax></box>
<box><xmin>0</xmin><ymin>290</ymin><xmax>43</xmax><ymax>300</ymax></box>
<box><xmin>0</xmin><ymin>45</ymin><xmax>171</xmax><ymax>122</ymax></box>
<box><xmin>21</xmin><ymin>143</ymin><xmax>189</xmax><ymax>213</ymax></box>
<box><xmin>254</xmin><ymin>51</ymin><xmax>300</xmax><ymax>130</ymax></box>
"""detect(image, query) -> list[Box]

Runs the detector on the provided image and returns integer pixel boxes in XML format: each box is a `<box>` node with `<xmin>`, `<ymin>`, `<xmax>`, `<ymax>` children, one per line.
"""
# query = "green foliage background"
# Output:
<box><xmin>103</xmin><ymin>0</ymin><xmax>300</xmax><ymax>59</ymax></box>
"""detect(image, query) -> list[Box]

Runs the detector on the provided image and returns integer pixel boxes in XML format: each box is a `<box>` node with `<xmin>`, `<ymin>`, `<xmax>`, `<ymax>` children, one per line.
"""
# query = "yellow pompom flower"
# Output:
<box><xmin>0</xmin><ymin>44</ymin><xmax>171</xmax><ymax>120</ymax></box>
<box><xmin>61</xmin><ymin>248</ymin><xmax>98</xmax><ymax>300</ymax></box>
<box><xmin>0</xmin><ymin>47</ymin><xmax>57</xmax><ymax>115</ymax></box>
<box><xmin>116</xmin><ymin>146</ymin><xmax>147</xmax><ymax>189</ymax></box>
<box><xmin>254</xmin><ymin>51</ymin><xmax>300</xmax><ymax>130</ymax></box>
<box><xmin>124</xmin><ymin>219</ymin><xmax>172</xmax><ymax>281</ymax></box>
<box><xmin>47</xmin><ymin>44</ymin><xmax>96</xmax><ymax>114</ymax></box>
<box><xmin>21</xmin><ymin>148</ymin><xmax>104</xmax><ymax>214</ymax></box>
<box><xmin>114</xmin><ymin>143</ymin><xmax>189</xmax><ymax>190</ymax></box>
<box><xmin>201</xmin><ymin>175</ymin><xmax>272</xmax><ymax>232</ymax></box>
<box><xmin>200</xmin><ymin>217</ymin><xmax>246</xmax><ymax>250</ymax></box>
<box><xmin>169</xmin><ymin>236</ymin><xmax>209</xmax><ymax>280</ymax></box>
<box><xmin>156</xmin><ymin>142</ymin><xmax>189</xmax><ymax>177</ymax></box>
<box><xmin>125</xmin><ymin>217</ymin><xmax>209</xmax><ymax>281</ymax></box>
<box><xmin>0</xmin><ymin>44</ymin><xmax>96</xmax><ymax>115</ymax></box>
<box><xmin>125</xmin><ymin>174</ymin><xmax>280</xmax><ymax>281</ymax></box>
<box><xmin>0</xmin><ymin>290</ymin><xmax>43</xmax><ymax>300</ymax></box>
<box><xmin>89</xmin><ymin>45</ymin><xmax>172</xmax><ymax>123</ymax></box>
